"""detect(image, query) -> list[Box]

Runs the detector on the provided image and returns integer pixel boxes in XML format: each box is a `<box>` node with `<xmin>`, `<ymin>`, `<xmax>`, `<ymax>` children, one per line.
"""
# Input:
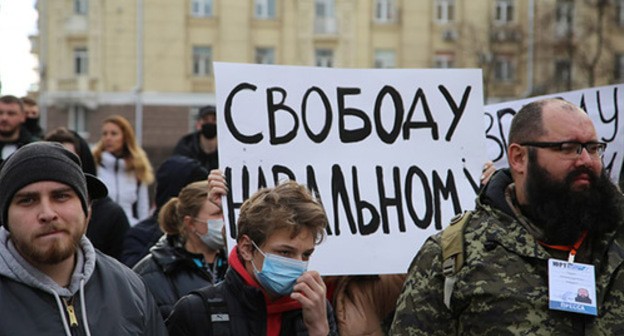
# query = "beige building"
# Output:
<box><xmin>32</xmin><ymin>0</ymin><xmax>624</xmax><ymax>167</ymax></box>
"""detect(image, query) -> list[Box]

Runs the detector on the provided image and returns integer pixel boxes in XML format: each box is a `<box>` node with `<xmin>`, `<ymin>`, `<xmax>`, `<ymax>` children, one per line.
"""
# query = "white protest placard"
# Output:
<box><xmin>484</xmin><ymin>84</ymin><xmax>624</xmax><ymax>182</ymax></box>
<box><xmin>214</xmin><ymin>63</ymin><xmax>486</xmax><ymax>275</ymax></box>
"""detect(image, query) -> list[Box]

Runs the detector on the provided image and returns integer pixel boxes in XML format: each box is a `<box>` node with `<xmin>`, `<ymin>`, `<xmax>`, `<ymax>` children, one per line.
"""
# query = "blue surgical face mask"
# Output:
<box><xmin>194</xmin><ymin>218</ymin><xmax>225</xmax><ymax>250</ymax></box>
<box><xmin>251</xmin><ymin>241</ymin><xmax>308</xmax><ymax>296</ymax></box>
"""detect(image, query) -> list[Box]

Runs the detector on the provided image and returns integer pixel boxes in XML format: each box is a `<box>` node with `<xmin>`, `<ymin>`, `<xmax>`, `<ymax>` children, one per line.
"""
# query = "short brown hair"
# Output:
<box><xmin>0</xmin><ymin>95</ymin><xmax>23</xmax><ymax>113</ymax></box>
<box><xmin>236</xmin><ymin>180</ymin><xmax>328</xmax><ymax>246</ymax></box>
<box><xmin>21</xmin><ymin>97</ymin><xmax>37</xmax><ymax>107</ymax></box>
<box><xmin>44</xmin><ymin>127</ymin><xmax>81</xmax><ymax>153</ymax></box>
<box><xmin>508</xmin><ymin>98</ymin><xmax>579</xmax><ymax>144</ymax></box>
<box><xmin>159</xmin><ymin>180</ymin><xmax>210</xmax><ymax>238</ymax></box>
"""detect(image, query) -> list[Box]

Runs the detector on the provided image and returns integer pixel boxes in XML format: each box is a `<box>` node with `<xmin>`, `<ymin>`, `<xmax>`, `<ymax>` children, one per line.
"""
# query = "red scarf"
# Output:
<box><xmin>229</xmin><ymin>246</ymin><xmax>302</xmax><ymax>336</ymax></box>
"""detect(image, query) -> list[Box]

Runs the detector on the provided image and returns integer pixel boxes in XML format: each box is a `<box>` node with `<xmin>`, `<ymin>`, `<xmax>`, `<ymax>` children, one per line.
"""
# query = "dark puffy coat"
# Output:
<box><xmin>133</xmin><ymin>235</ymin><xmax>228</xmax><ymax>319</ymax></box>
<box><xmin>173</xmin><ymin>132</ymin><xmax>219</xmax><ymax>171</ymax></box>
<box><xmin>87</xmin><ymin>196</ymin><xmax>130</xmax><ymax>260</ymax></box>
<box><xmin>121</xmin><ymin>214</ymin><xmax>162</xmax><ymax>267</ymax></box>
<box><xmin>0</xmin><ymin>127</ymin><xmax>37</xmax><ymax>164</ymax></box>
<box><xmin>166</xmin><ymin>250</ymin><xmax>338</xmax><ymax>336</ymax></box>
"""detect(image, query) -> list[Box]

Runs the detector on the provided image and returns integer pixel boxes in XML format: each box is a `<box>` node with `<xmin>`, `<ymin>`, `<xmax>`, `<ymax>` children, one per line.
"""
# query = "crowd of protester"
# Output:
<box><xmin>1</xmin><ymin>93</ymin><xmax>624</xmax><ymax>335</ymax></box>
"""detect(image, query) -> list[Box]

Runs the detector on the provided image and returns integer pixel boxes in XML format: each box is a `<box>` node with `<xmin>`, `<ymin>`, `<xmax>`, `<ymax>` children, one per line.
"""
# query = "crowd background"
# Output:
<box><xmin>2</xmin><ymin>93</ymin><xmax>624</xmax><ymax>335</ymax></box>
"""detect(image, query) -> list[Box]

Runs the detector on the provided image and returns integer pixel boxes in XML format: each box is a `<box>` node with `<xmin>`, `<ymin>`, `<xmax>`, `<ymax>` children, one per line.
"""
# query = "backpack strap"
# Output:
<box><xmin>441</xmin><ymin>210</ymin><xmax>472</xmax><ymax>310</ymax></box>
<box><xmin>192</xmin><ymin>286</ymin><xmax>232</xmax><ymax>336</ymax></box>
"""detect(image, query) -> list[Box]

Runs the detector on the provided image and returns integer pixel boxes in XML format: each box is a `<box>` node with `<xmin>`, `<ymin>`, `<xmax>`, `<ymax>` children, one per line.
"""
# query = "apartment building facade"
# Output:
<box><xmin>32</xmin><ymin>0</ymin><xmax>624</xmax><ymax>166</ymax></box>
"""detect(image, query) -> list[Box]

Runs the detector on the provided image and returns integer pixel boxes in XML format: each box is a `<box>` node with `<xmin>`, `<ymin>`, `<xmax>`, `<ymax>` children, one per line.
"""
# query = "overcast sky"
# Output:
<box><xmin>0</xmin><ymin>0</ymin><xmax>38</xmax><ymax>97</ymax></box>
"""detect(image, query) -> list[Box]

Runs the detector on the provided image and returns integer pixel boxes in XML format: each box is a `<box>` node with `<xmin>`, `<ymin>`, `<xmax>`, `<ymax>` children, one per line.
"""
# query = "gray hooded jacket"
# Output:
<box><xmin>0</xmin><ymin>228</ymin><xmax>167</xmax><ymax>335</ymax></box>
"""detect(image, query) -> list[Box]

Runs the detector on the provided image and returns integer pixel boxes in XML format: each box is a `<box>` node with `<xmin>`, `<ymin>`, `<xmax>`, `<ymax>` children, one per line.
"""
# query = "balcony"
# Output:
<box><xmin>57</xmin><ymin>76</ymin><xmax>97</xmax><ymax>92</ymax></box>
<box><xmin>64</xmin><ymin>15</ymin><xmax>88</xmax><ymax>37</ymax></box>
<box><xmin>315</xmin><ymin>16</ymin><xmax>338</xmax><ymax>36</ymax></box>
<box><xmin>490</xmin><ymin>27</ymin><xmax>523</xmax><ymax>43</ymax></box>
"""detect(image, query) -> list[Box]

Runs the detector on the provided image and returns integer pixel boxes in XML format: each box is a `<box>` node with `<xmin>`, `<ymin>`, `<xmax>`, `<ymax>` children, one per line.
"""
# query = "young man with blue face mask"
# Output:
<box><xmin>166</xmin><ymin>179</ymin><xmax>338</xmax><ymax>336</ymax></box>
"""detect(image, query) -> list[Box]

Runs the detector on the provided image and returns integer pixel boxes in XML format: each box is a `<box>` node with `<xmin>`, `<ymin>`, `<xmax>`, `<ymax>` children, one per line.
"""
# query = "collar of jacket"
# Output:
<box><xmin>150</xmin><ymin>235</ymin><xmax>202</xmax><ymax>273</ymax></box>
<box><xmin>151</xmin><ymin>235</ymin><xmax>227</xmax><ymax>276</ymax></box>
<box><xmin>477</xmin><ymin>168</ymin><xmax>624</xmax><ymax>266</ymax></box>
<box><xmin>477</xmin><ymin>195</ymin><xmax>624</xmax><ymax>270</ymax></box>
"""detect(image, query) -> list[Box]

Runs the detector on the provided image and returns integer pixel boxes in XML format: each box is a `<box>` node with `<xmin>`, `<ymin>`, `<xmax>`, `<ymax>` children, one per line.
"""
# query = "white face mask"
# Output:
<box><xmin>194</xmin><ymin>218</ymin><xmax>225</xmax><ymax>250</ymax></box>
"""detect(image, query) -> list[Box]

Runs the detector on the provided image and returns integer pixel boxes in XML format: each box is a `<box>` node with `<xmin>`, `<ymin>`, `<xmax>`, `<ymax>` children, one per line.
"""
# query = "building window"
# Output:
<box><xmin>494</xmin><ymin>55</ymin><xmax>514</xmax><ymax>82</ymax></box>
<box><xmin>74</xmin><ymin>47</ymin><xmax>88</xmax><ymax>75</ymax></box>
<box><xmin>434</xmin><ymin>54</ymin><xmax>455</xmax><ymax>68</ymax></box>
<box><xmin>375</xmin><ymin>0</ymin><xmax>397</xmax><ymax>23</ymax></box>
<box><xmin>315</xmin><ymin>0</ymin><xmax>337</xmax><ymax>34</ymax></box>
<box><xmin>554</xmin><ymin>59</ymin><xmax>571</xmax><ymax>83</ymax></box>
<box><xmin>615</xmin><ymin>54</ymin><xmax>624</xmax><ymax>81</ymax></box>
<box><xmin>69</xmin><ymin>105</ymin><xmax>89</xmax><ymax>137</ymax></box>
<box><xmin>255</xmin><ymin>0</ymin><xmax>276</xmax><ymax>19</ymax></box>
<box><xmin>191</xmin><ymin>0</ymin><xmax>213</xmax><ymax>17</ymax></box>
<box><xmin>494</xmin><ymin>0</ymin><xmax>514</xmax><ymax>24</ymax></box>
<box><xmin>316</xmin><ymin>0</ymin><xmax>335</xmax><ymax>18</ymax></box>
<box><xmin>435</xmin><ymin>0</ymin><xmax>455</xmax><ymax>24</ymax></box>
<box><xmin>74</xmin><ymin>0</ymin><xmax>88</xmax><ymax>15</ymax></box>
<box><xmin>192</xmin><ymin>46</ymin><xmax>212</xmax><ymax>77</ymax></box>
<box><xmin>555</xmin><ymin>0</ymin><xmax>574</xmax><ymax>37</ymax></box>
<box><xmin>255</xmin><ymin>47</ymin><xmax>275</xmax><ymax>64</ymax></box>
<box><xmin>616</xmin><ymin>0</ymin><xmax>624</xmax><ymax>27</ymax></box>
<box><xmin>315</xmin><ymin>49</ymin><xmax>334</xmax><ymax>67</ymax></box>
<box><xmin>374</xmin><ymin>49</ymin><xmax>396</xmax><ymax>68</ymax></box>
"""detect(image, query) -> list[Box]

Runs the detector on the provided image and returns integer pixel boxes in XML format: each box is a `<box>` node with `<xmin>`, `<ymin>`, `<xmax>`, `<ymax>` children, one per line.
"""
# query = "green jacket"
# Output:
<box><xmin>390</xmin><ymin>171</ymin><xmax>624</xmax><ymax>336</ymax></box>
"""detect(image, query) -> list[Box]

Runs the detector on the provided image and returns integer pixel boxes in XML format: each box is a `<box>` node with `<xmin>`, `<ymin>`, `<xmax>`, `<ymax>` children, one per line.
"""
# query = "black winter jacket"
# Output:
<box><xmin>87</xmin><ymin>196</ymin><xmax>130</xmax><ymax>260</ymax></box>
<box><xmin>0</xmin><ymin>128</ymin><xmax>37</xmax><ymax>164</ymax></box>
<box><xmin>173</xmin><ymin>131</ymin><xmax>219</xmax><ymax>171</ymax></box>
<box><xmin>133</xmin><ymin>235</ymin><xmax>228</xmax><ymax>319</ymax></box>
<box><xmin>121</xmin><ymin>214</ymin><xmax>163</xmax><ymax>267</ymax></box>
<box><xmin>166</xmin><ymin>261</ymin><xmax>338</xmax><ymax>336</ymax></box>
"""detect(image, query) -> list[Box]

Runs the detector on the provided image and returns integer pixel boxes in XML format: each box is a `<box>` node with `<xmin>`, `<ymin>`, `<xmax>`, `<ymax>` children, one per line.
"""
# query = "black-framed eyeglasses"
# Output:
<box><xmin>520</xmin><ymin>141</ymin><xmax>607</xmax><ymax>159</ymax></box>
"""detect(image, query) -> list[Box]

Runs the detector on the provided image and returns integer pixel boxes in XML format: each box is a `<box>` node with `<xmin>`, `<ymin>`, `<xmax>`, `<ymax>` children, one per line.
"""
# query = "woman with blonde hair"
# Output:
<box><xmin>93</xmin><ymin>114</ymin><xmax>154</xmax><ymax>225</ymax></box>
<box><xmin>133</xmin><ymin>180</ymin><xmax>228</xmax><ymax>320</ymax></box>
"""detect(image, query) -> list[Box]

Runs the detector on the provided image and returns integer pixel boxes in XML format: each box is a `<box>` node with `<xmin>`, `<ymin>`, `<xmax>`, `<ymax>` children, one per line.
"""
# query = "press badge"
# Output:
<box><xmin>548</xmin><ymin>259</ymin><xmax>597</xmax><ymax>316</ymax></box>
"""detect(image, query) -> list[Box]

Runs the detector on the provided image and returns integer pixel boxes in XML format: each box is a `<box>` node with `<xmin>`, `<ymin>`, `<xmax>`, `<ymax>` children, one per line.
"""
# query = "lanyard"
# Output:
<box><xmin>539</xmin><ymin>230</ymin><xmax>588</xmax><ymax>263</ymax></box>
<box><xmin>193</xmin><ymin>257</ymin><xmax>221</xmax><ymax>285</ymax></box>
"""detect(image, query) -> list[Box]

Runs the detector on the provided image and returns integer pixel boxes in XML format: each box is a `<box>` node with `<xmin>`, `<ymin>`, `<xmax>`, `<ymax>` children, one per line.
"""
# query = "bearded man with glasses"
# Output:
<box><xmin>392</xmin><ymin>98</ymin><xmax>624</xmax><ymax>335</ymax></box>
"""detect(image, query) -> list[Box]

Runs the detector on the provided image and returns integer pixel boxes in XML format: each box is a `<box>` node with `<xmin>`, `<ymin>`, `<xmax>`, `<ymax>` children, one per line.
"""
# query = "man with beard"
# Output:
<box><xmin>0</xmin><ymin>142</ymin><xmax>167</xmax><ymax>335</ymax></box>
<box><xmin>173</xmin><ymin>105</ymin><xmax>219</xmax><ymax>171</ymax></box>
<box><xmin>0</xmin><ymin>95</ymin><xmax>37</xmax><ymax>163</ymax></box>
<box><xmin>391</xmin><ymin>98</ymin><xmax>624</xmax><ymax>335</ymax></box>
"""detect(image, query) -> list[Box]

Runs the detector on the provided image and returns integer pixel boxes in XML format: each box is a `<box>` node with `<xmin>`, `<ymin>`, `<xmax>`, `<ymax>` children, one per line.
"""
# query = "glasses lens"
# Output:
<box><xmin>559</xmin><ymin>143</ymin><xmax>580</xmax><ymax>156</ymax></box>
<box><xmin>581</xmin><ymin>143</ymin><xmax>605</xmax><ymax>158</ymax></box>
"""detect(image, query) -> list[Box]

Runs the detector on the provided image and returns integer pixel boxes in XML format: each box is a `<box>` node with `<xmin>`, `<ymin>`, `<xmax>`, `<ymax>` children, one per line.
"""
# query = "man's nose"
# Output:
<box><xmin>37</xmin><ymin>199</ymin><xmax>59</xmax><ymax>223</ymax></box>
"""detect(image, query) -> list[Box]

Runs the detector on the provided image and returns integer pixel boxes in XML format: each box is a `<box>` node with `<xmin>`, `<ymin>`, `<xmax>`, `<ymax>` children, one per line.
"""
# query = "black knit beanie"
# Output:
<box><xmin>0</xmin><ymin>142</ymin><xmax>108</xmax><ymax>228</ymax></box>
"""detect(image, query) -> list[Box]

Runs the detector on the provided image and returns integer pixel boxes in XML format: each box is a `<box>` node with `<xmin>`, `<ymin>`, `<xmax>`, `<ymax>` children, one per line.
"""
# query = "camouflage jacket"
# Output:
<box><xmin>390</xmin><ymin>171</ymin><xmax>624</xmax><ymax>336</ymax></box>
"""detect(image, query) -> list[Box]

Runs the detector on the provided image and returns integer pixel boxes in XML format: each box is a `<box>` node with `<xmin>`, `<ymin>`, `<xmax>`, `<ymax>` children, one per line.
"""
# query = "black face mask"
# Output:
<box><xmin>201</xmin><ymin>123</ymin><xmax>217</xmax><ymax>139</ymax></box>
<box><xmin>24</xmin><ymin>117</ymin><xmax>40</xmax><ymax>130</ymax></box>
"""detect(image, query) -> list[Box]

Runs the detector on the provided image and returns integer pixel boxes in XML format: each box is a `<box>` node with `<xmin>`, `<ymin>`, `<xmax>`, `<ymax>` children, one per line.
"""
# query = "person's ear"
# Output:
<box><xmin>86</xmin><ymin>203</ymin><xmax>93</xmax><ymax>223</ymax></box>
<box><xmin>183</xmin><ymin>215</ymin><xmax>195</xmax><ymax>232</ymax></box>
<box><xmin>508</xmin><ymin>143</ymin><xmax>528</xmax><ymax>176</ymax></box>
<box><xmin>238</xmin><ymin>235</ymin><xmax>254</xmax><ymax>262</ymax></box>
